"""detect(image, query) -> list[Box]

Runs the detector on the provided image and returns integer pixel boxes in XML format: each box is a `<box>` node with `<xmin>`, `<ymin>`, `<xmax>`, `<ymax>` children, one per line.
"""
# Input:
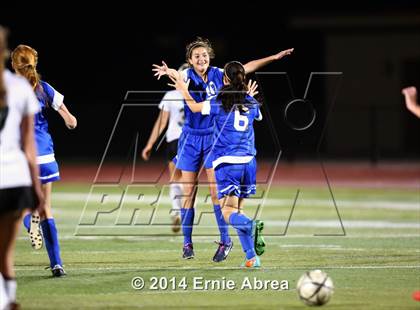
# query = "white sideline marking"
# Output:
<box><xmin>17</xmin><ymin>233</ymin><xmax>420</xmax><ymax>242</ymax></box>
<box><xmin>72</xmin><ymin>220</ymin><xmax>420</xmax><ymax>229</ymax></box>
<box><xmin>53</xmin><ymin>193</ymin><xmax>420</xmax><ymax>211</ymax></box>
<box><xmin>265</xmin><ymin>220</ymin><xmax>420</xmax><ymax>229</ymax></box>
<box><xmin>14</xmin><ymin>265</ymin><xmax>420</xmax><ymax>271</ymax></box>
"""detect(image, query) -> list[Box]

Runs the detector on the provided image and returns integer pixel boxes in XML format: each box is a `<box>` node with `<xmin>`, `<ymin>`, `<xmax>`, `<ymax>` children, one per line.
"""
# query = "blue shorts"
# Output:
<box><xmin>214</xmin><ymin>158</ymin><xmax>257</xmax><ymax>199</ymax></box>
<box><xmin>38</xmin><ymin>158</ymin><xmax>60</xmax><ymax>184</ymax></box>
<box><xmin>175</xmin><ymin>127</ymin><xmax>214</xmax><ymax>172</ymax></box>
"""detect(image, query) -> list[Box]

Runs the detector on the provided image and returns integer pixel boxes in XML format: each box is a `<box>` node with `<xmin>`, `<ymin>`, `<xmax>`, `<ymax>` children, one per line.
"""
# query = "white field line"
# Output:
<box><xmin>71</xmin><ymin>220</ymin><xmax>420</xmax><ymax>229</ymax></box>
<box><xmin>17</xmin><ymin>234</ymin><xmax>420</xmax><ymax>241</ymax></box>
<box><xmin>53</xmin><ymin>193</ymin><xmax>420</xmax><ymax>211</ymax></box>
<box><xmin>14</xmin><ymin>265</ymin><xmax>420</xmax><ymax>272</ymax></box>
<box><xmin>264</xmin><ymin>220</ymin><xmax>420</xmax><ymax>229</ymax></box>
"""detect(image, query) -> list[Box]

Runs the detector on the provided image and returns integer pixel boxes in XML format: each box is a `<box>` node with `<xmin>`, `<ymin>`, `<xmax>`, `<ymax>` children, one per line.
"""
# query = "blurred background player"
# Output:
<box><xmin>402</xmin><ymin>86</ymin><xmax>420</xmax><ymax>118</ymax></box>
<box><xmin>142</xmin><ymin>64</ymin><xmax>189</xmax><ymax>233</ymax></box>
<box><xmin>168</xmin><ymin>61</ymin><xmax>265</xmax><ymax>267</ymax></box>
<box><xmin>0</xmin><ymin>26</ymin><xmax>44</xmax><ymax>310</ymax></box>
<box><xmin>153</xmin><ymin>37</ymin><xmax>292</xmax><ymax>262</ymax></box>
<box><xmin>11</xmin><ymin>45</ymin><xmax>77</xmax><ymax>277</ymax></box>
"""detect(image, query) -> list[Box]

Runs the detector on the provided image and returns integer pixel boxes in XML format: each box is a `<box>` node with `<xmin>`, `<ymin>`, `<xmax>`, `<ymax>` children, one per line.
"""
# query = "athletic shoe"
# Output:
<box><xmin>212</xmin><ymin>240</ymin><xmax>233</xmax><ymax>262</ymax></box>
<box><xmin>51</xmin><ymin>265</ymin><xmax>66</xmax><ymax>277</ymax></box>
<box><xmin>243</xmin><ymin>256</ymin><xmax>261</xmax><ymax>268</ymax></box>
<box><xmin>182</xmin><ymin>243</ymin><xmax>194</xmax><ymax>259</ymax></box>
<box><xmin>29</xmin><ymin>211</ymin><xmax>43</xmax><ymax>250</ymax></box>
<box><xmin>253</xmin><ymin>220</ymin><xmax>265</xmax><ymax>256</ymax></box>
<box><xmin>171</xmin><ymin>215</ymin><xmax>181</xmax><ymax>233</ymax></box>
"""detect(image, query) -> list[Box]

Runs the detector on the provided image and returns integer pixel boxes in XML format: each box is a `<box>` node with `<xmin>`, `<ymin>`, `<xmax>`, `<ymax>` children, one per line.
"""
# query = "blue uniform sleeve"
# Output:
<box><xmin>245</xmin><ymin>95</ymin><xmax>262</xmax><ymax>121</ymax></box>
<box><xmin>255</xmin><ymin>105</ymin><xmax>263</xmax><ymax>121</ymax></box>
<box><xmin>41</xmin><ymin>81</ymin><xmax>64</xmax><ymax>111</ymax></box>
<box><xmin>215</xmin><ymin>67</ymin><xmax>224</xmax><ymax>81</ymax></box>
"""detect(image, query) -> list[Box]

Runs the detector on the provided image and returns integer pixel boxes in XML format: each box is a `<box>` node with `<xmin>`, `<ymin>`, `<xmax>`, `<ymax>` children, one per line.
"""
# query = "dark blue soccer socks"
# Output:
<box><xmin>229</xmin><ymin>213</ymin><xmax>256</xmax><ymax>259</ymax></box>
<box><xmin>213</xmin><ymin>204</ymin><xmax>231</xmax><ymax>244</ymax></box>
<box><xmin>40</xmin><ymin>219</ymin><xmax>62</xmax><ymax>268</ymax></box>
<box><xmin>181</xmin><ymin>208</ymin><xmax>195</xmax><ymax>245</ymax></box>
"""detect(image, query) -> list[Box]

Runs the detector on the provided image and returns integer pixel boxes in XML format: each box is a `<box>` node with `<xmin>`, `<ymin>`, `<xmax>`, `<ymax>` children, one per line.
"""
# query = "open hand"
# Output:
<box><xmin>273</xmin><ymin>48</ymin><xmax>294</xmax><ymax>60</ymax></box>
<box><xmin>247</xmin><ymin>79</ymin><xmax>259</xmax><ymax>97</ymax></box>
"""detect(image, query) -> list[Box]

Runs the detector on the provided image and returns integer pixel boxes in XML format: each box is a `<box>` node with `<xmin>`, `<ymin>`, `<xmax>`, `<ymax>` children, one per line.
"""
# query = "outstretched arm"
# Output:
<box><xmin>58</xmin><ymin>103</ymin><xmax>77</xmax><ymax>129</ymax></box>
<box><xmin>153</xmin><ymin>62</ymin><xmax>204</xmax><ymax>112</ymax></box>
<box><xmin>167</xmin><ymin>73</ymin><xmax>205</xmax><ymax>113</ymax></box>
<box><xmin>141</xmin><ymin>110</ymin><xmax>170</xmax><ymax>160</ymax></box>
<box><xmin>243</xmin><ymin>48</ymin><xmax>294</xmax><ymax>74</ymax></box>
<box><xmin>168</xmin><ymin>74</ymin><xmax>260</xmax><ymax>114</ymax></box>
<box><xmin>402</xmin><ymin>86</ymin><xmax>420</xmax><ymax>118</ymax></box>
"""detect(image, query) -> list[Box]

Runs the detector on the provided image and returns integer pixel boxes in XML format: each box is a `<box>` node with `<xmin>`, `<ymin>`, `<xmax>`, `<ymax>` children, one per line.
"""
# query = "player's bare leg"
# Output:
<box><xmin>0</xmin><ymin>210</ymin><xmax>22</xmax><ymax>309</ymax></box>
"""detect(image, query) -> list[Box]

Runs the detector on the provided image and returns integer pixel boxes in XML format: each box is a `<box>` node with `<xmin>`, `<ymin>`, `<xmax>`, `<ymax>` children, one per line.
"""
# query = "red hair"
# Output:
<box><xmin>11</xmin><ymin>44</ymin><xmax>40</xmax><ymax>88</ymax></box>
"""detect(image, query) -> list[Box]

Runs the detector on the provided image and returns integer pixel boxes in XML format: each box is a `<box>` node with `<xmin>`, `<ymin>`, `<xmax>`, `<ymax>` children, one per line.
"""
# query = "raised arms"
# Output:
<box><xmin>243</xmin><ymin>48</ymin><xmax>294</xmax><ymax>74</ymax></box>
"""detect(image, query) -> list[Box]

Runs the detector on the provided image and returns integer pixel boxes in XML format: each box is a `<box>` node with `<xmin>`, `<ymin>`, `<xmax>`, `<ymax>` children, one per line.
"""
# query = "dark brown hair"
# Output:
<box><xmin>217</xmin><ymin>61</ymin><xmax>248</xmax><ymax>112</ymax></box>
<box><xmin>185</xmin><ymin>37</ymin><xmax>215</xmax><ymax>64</ymax></box>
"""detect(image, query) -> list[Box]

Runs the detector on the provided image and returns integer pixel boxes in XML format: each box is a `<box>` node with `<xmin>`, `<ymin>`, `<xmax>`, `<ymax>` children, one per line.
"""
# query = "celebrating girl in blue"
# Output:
<box><xmin>153</xmin><ymin>38</ymin><xmax>292</xmax><ymax>261</ymax></box>
<box><xmin>168</xmin><ymin>61</ymin><xmax>265</xmax><ymax>267</ymax></box>
<box><xmin>11</xmin><ymin>45</ymin><xmax>77</xmax><ymax>277</ymax></box>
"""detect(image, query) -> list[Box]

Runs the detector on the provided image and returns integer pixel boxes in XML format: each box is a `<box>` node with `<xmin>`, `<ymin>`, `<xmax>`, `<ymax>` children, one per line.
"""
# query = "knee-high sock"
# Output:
<box><xmin>213</xmin><ymin>204</ymin><xmax>230</xmax><ymax>244</ymax></box>
<box><xmin>169</xmin><ymin>183</ymin><xmax>183</xmax><ymax>217</ymax></box>
<box><xmin>23</xmin><ymin>213</ymin><xmax>31</xmax><ymax>232</ymax></box>
<box><xmin>181</xmin><ymin>208</ymin><xmax>194</xmax><ymax>245</ymax></box>
<box><xmin>40</xmin><ymin>219</ymin><xmax>63</xmax><ymax>268</ymax></box>
<box><xmin>2</xmin><ymin>275</ymin><xmax>16</xmax><ymax>303</ymax></box>
<box><xmin>0</xmin><ymin>274</ymin><xmax>8</xmax><ymax>308</ymax></box>
<box><xmin>229</xmin><ymin>213</ymin><xmax>256</xmax><ymax>259</ymax></box>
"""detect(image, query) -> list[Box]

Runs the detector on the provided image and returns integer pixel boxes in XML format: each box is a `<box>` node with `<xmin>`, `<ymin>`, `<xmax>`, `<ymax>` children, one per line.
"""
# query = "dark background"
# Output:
<box><xmin>2</xmin><ymin>2</ymin><xmax>420</xmax><ymax>163</ymax></box>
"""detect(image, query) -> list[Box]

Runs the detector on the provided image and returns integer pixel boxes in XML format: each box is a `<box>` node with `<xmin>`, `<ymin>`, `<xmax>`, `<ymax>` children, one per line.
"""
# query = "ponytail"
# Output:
<box><xmin>11</xmin><ymin>44</ymin><xmax>40</xmax><ymax>88</ymax></box>
<box><xmin>217</xmin><ymin>61</ymin><xmax>248</xmax><ymax>113</ymax></box>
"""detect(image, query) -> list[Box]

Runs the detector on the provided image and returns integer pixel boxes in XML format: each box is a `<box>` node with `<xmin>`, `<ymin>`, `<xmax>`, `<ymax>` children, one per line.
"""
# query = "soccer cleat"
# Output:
<box><xmin>182</xmin><ymin>243</ymin><xmax>194</xmax><ymax>259</ymax></box>
<box><xmin>29</xmin><ymin>212</ymin><xmax>43</xmax><ymax>250</ymax></box>
<box><xmin>171</xmin><ymin>215</ymin><xmax>181</xmax><ymax>233</ymax></box>
<box><xmin>51</xmin><ymin>265</ymin><xmax>66</xmax><ymax>277</ymax></box>
<box><xmin>253</xmin><ymin>220</ymin><xmax>266</xmax><ymax>256</ymax></box>
<box><xmin>212</xmin><ymin>240</ymin><xmax>233</xmax><ymax>262</ymax></box>
<box><xmin>243</xmin><ymin>256</ymin><xmax>261</xmax><ymax>268</ymax></box>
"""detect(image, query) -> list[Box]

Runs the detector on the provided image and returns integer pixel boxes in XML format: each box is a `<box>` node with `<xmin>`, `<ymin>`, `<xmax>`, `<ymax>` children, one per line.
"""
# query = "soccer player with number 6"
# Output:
<box><xmin>168</xmin><ymin>61</ymin><xmax>265</xmax><ymax>267</ymax></box>
<box><xmin>153</xmin><ymin>37</ymin><xmax>292</xmax><ymax>262</ymax></box>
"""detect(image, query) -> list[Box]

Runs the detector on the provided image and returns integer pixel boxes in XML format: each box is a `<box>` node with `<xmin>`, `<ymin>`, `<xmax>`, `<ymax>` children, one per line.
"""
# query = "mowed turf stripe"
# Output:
<box><xmin>53</xmin><ymin>193</ymin><xmax>419</xmax><ymax>211</ymax></box>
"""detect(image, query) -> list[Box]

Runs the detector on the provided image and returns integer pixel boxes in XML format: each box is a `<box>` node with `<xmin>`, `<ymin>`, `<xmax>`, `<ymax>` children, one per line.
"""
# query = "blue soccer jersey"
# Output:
<box><xmin>174</xmin><ymin>66</ymin><xmax>224</xmax><ymax>172</ymax></box>
<box><xmin>202</xmin><ymin>95</ymin><xmax>262</xmax><ymax>169</ymax></box>
<box><xmin>34</xmin><ymin>81</ymin><xmax>63</xmax><ymax>183</ymax></box>
<box><xmin>35</xmin><ymin>81</ymin><xmax>63</xmax><ymax>156</ymax></box>
<box><xmin>181</xmin><ymin>66</ymin><xmax>224</xmax><ymax>130</ymax></box>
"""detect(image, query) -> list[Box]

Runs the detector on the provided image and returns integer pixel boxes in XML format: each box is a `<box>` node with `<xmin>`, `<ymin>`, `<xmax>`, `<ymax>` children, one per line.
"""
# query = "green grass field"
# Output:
<box><xmin>14</xmin><ymin>183</ymin><xmax>420</xmax><ymax>309</ymax></box>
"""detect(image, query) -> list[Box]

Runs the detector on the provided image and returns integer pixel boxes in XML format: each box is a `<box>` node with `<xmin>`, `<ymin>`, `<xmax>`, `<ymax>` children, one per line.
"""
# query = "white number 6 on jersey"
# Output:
<box><xmin>233</xmin><ymin>110</ymin><xmax>249</xmax><ymax>131</ymax></box>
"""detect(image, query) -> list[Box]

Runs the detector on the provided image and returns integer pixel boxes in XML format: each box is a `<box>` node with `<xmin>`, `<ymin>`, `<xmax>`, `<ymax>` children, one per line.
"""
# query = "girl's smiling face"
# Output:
<box><xmin>189</xmin><ymin>47</ymin><xmax>210</xmax><ymax>76</ymax></box>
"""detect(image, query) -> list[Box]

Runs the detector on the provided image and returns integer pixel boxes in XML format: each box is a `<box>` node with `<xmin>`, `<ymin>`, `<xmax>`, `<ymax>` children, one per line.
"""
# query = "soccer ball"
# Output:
<box><xmin>297</xmin><ymin>270</ymin><xmax>334</xmax><ymax>306</ymax></box>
